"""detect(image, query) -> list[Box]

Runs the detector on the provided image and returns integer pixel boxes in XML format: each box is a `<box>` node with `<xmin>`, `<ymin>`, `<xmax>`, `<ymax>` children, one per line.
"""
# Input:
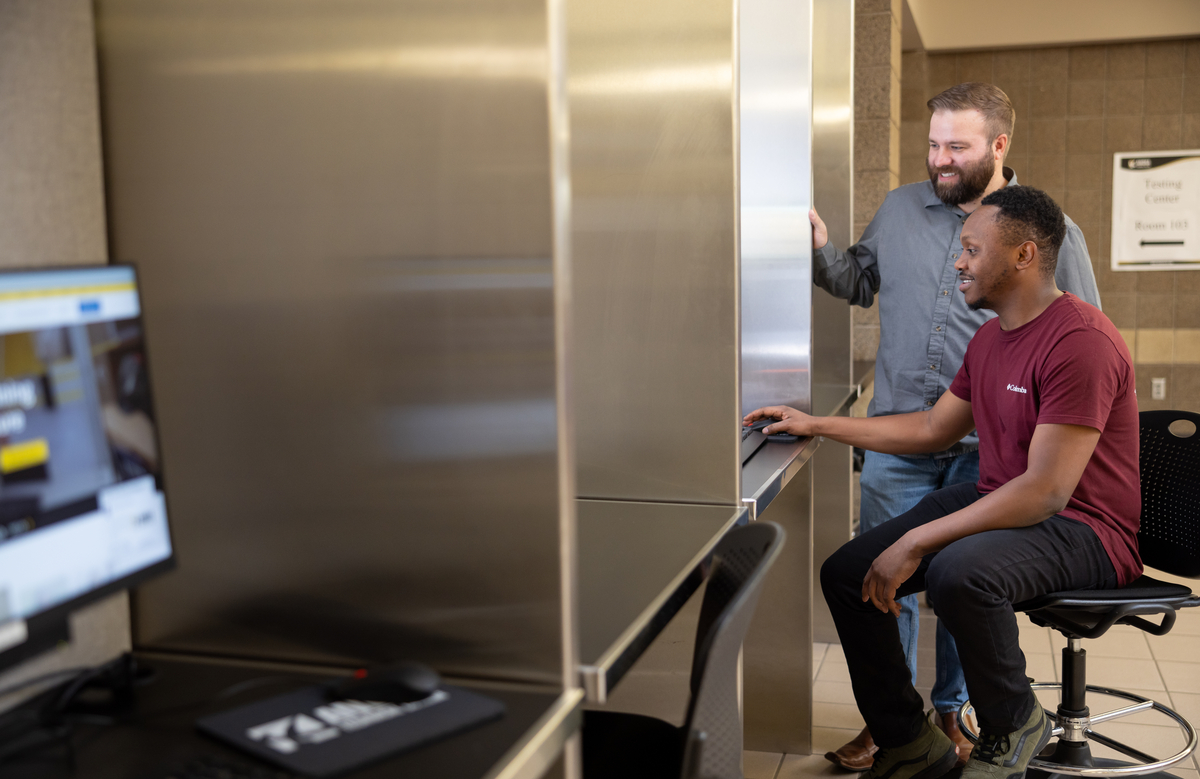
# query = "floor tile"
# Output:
<box><xmin>813</xmin><ymin>680</ymin><xmax>857</xmax><ymax>704</ymax></box>
<box><xmin>1148</xmin><ymin>631</ymin><xmax>1200</xmax><ymax>663</ymax></box>
<box><xmin>813</xmin><ymin>700</ymin><xmax>865</xmax><ymax>731</ymax></box>
<box><xmin>1085</xmin><ymin>720</ymin><xmax>1192</xmax><ymax>765</ymax></box>
<box><xmin>1165</xmin><ymin>691</ymin><xmax>1200</xmax><ymax>724</ymax></box>
<box><xmin>776</xmin><ymin>752</ymin><xmax>844</xmax><ymax>779</ymax></box>
<box><xmin>1083</xmin><ymin>657</ymin><xmax>1166</xmax><ymax>691</ymax></box>
<box><xmin>812</xmin><ymin>726</ymin><xmax>861</xmax><ymax>754</ymax></box>
<box><xmin>1025</xmin><ymin>652</ymin><xmax>1058</xmax><ymax>683</ymax></box>
<box><xmin>1164</xmin><ymin>609</ymin><xmax>1200</xmax><ymax>636</ymax></box>
<box><xmin>1158</xmin><ymin>661</ymin><xmax>1200</xmax><ymax>694</ymax></box>
<box><xmin>816</xmin><ymin>659</ymin><xmax>852</xmax><ymax>683</ymax></box>
<box><xmin>744</xmin><ymin>750</ymin><xmax>784</xmax><ymax>779</ymax></box>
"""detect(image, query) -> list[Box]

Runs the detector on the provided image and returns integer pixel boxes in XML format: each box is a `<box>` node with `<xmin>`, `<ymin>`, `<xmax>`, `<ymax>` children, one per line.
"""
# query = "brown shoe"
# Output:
<box><xmin>937</xmin><ymin>711</ymin><xmax>974</xmax><ymax>768</ymax></box>
<box><xmin>824</xmin><ymin>726</ymin><xmax>878</xmax><ymax>771</ymax></box>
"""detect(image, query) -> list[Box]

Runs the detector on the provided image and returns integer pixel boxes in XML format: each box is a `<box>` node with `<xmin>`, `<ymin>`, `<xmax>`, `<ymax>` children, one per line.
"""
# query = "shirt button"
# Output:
<box><xmin>926</xmin><ymin>400</ymin><xmax>934</xmax><ymax>406</ymax></box>
<box><xmin>952</xmin><ymin>253</ymin><xmax>958</xmax><ymax>259</ymax></box>
<box><xmin>942</xmin><ymin>290</ymin><xmax>949</xmax><ymax>295</ymax></box>
<box><xmin>936</xmin><ymin>326</ymin><xmax>942</xmax><ymax>331</ymax></box>
<box><xmin>930</xmin><ymin>364</ymin><xmax>937</xmax><ymax>370</ymax></box>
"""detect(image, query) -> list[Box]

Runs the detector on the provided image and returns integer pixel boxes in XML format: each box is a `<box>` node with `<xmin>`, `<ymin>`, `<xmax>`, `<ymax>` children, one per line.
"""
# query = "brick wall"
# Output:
<box><xmin>851</xmin><ymin>0</ymin><xmax>902</xmax><ymax>361</ymax></box>
<box><xmin>901</xmin><ymin>40</ymin><xmax>1200</xmax><ymax>412</ymax></box>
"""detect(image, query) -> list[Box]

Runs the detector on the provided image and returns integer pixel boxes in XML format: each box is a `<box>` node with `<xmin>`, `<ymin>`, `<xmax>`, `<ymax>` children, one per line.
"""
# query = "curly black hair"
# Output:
<box><xmin>979</xmin><ymin>185</ymin><xmax>1067</xmax><ymax>278</ymax></box>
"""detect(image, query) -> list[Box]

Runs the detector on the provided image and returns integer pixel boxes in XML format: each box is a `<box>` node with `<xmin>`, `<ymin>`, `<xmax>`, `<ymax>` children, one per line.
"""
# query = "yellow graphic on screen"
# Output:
<box><xmin>1</xmin><ymin>438</ymin><xmax>50</xmax><ymax>475</ymax></box>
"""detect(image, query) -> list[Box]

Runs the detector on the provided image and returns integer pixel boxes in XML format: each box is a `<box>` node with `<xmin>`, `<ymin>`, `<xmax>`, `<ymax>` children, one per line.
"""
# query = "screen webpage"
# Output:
<box><xmin>0</xmin><ymin>267</ymin><xmax>171</xmax><ymax>648</ymax></box>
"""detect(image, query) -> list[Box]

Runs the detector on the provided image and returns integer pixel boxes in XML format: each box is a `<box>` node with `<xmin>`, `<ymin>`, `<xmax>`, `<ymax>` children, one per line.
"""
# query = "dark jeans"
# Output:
<box><xmin>820</xmin><ymin>482</ymin><xmax>1117</xmax><ymax>747</ymax></box>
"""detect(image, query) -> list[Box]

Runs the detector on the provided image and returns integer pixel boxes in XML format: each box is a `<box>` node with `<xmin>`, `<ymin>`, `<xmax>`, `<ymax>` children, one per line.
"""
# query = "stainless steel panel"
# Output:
<box><xmin>569</xmin><ymin>0</ymin><xmax>741</xmax><ymax>504</ymax></box>
<box><xmin>810</xmin><ymin>0</ymin><xmax>854</xmax><ymax>646</ymax></box>
<box><xmin>744</xmin><ymin>461</ymin><xmax>813</xmax><ymax>753</ymax></box>
<box><xmin>740</xmin><ymin>0</ymin><xmax>814</xmax><ymax>415</ymax></box>
<box><xmin>98</xmin><ymin>0</ymin><xmax>567</xmax><ymax>686</ymax></box>
<box><xmin>575</xmin><ymin>500</ymin><xmax>744</xmax><ymax>702</ymax></box>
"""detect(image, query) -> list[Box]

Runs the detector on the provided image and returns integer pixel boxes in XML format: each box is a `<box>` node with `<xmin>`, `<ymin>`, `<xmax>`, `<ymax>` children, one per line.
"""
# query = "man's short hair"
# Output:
<box><xmin>980</xmin><ymin>186</ymin><xmax>1067</xmax><ymax>278</ymax></box>
<box><xmin>927</xmin><ymin>82</ymin><xmax>1016</xmax><ymax>149</ymax></box>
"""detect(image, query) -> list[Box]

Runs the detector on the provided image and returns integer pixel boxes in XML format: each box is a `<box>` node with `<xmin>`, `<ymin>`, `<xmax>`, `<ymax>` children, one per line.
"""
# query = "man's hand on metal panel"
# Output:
<box><xmin>810</xmin><ymin>208</ymin><xmax>828</xmax><ymax>249</ymax></box>
<box><xmin>742</xmin><ymin>405</ymin><xmax>814</xmax><ymax>437</ymax></box>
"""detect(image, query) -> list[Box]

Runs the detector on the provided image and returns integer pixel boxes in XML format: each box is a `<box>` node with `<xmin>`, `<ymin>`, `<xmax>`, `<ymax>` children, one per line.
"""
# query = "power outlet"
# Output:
<box><xmin>1152</xmin><ymin>377</ymin><xmax>1167</xmax><ymax>400</ymax></box>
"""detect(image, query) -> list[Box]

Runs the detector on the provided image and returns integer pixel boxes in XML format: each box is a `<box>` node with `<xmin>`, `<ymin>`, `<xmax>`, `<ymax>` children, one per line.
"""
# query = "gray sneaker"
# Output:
<box><xmin>863</xmin><ymin>713</ymin><xmax>958</xmax><ymax>779</ymax></box>
<box><xmin>963</xmin><ymin>704</ymin><xmax>1054</xmax><ymax>779</ymax></box>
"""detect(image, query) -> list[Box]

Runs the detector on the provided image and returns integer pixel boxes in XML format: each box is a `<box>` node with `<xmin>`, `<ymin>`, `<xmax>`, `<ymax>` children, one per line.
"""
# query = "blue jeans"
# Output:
<box><xmin>858</xmin><ymin>449</ymin><xmax>980</xmax><ymax>714</ymax></box>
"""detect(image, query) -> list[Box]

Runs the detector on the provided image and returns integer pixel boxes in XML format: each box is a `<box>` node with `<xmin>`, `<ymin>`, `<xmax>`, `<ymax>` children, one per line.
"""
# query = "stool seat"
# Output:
<box><xmin>1016</xmin><ymin>576</ymin><xmax>1200</xmax><ymax>640</ymax></box>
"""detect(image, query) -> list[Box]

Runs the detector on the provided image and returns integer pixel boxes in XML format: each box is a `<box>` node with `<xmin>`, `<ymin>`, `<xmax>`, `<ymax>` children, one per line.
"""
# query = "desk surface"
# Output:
<box><xmin>576</xmin><ymin>499</ymin><xmax>745</xmax><ymax>702</ymax></box>
<box><xmin>1</xmin><ymin>656</ymin><xmax>575</xmax><ymax>779</ymax></box>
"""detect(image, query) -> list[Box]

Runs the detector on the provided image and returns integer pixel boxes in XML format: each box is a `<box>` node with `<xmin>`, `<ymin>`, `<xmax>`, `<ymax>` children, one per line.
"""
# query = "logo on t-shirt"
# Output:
<box><xmin>1006</xmin><ymin>383</ymin><xmax>1028</xmax><ymax>394</ymax></box>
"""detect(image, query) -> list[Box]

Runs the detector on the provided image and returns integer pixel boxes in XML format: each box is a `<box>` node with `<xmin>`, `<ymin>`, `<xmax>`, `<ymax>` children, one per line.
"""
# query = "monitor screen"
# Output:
<box><xmin>0</xmin><ymin>265</ymin><xmax>173</xmax><ymax>666</ymax></box>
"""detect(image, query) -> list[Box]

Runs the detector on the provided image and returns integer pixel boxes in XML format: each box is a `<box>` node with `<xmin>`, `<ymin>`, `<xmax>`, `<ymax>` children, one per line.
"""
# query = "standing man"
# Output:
<box><xmin>812</xmin><ymin>82</ymin><xmax>1101</xmax><ymax>769</ymax></box>
<box><xmin>750</xmin><ymin>184</ymin><xmax>1138</xmax><ymax>779</ymax></box>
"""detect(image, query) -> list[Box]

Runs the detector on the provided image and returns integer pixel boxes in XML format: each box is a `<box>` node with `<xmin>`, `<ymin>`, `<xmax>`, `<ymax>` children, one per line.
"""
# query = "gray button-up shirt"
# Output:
<box><xmin>814</xmin><ymin>169</ymin><xmax>1101</xmax><ymax>456</ymax></box>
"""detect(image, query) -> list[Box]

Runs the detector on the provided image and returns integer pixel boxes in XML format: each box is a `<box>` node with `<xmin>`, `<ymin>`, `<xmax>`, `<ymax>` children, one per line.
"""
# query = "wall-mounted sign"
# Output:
<box><xmin>1111</xmin><ymin>150</ymin><xmax>1200</xmax><ymax>272</ymax></box>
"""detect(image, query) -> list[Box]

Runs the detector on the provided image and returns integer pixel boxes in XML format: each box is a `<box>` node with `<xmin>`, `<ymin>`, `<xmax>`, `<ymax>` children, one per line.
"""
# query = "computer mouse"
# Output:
<box><xmin>326</xmin><ymin>662</ymin><xmax>442</xmax><ymax>704</ymax></box>
<box><xmin>748</xmin><ymin>417</ymin><xmax>782</xmax><ymax>432</ymax></box>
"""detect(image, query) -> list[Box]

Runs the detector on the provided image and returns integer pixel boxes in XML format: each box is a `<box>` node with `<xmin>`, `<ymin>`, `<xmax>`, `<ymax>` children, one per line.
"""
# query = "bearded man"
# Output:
<box><xmin>809</xmin><ymin>82</ymin><xmax>1101</xmax><ymax>768</ymax></box>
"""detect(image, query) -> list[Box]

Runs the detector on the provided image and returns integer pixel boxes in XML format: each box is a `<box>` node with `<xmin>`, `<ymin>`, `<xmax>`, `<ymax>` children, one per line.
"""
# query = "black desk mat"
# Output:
<box><xmin>197</xmin><ymin>685</ymin><xmax>504</xmax><ymax>777</ymax></box>
<box><xmin>0</xmin><ymin>657</ymin><xmax>559</xmax><ymax>779</ymax></box>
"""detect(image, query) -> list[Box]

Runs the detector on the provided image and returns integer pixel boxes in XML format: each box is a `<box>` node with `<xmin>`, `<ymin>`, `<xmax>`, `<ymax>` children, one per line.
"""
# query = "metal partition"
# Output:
<box><xmin>97</xmin><ymin>0</ymin><xmax>576</xmax><ymax>693</ymax></box>
<box><xmin>740</xmin><ymin>0</ymin><xmax>814</xmax><ymax>416</ymax></box>
<box><xmin>568</xmin><ymin>0</ymin><xmax>741</xmax><ymax>505</ymax></box>
<box><xmin>810</xmin><ymin>0</ymin><xmax>855</xmax><ymax>645</ymax></box>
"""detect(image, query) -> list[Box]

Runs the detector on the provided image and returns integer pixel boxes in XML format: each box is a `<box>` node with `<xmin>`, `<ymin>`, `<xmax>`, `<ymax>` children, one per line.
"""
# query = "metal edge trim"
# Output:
<box><xmin>750</xmin><ymin>434</ymin><xmax>821</xmax><ymax>505</ymax></box>
<box><xmin>582</xmin><ymin>504</ymin><xmax>747</xmax><ymax>699</ymax></box>
<box><xmin>484</xmin><ymin>688</ymin><xmax>584</xmax><ymax>779</ymax></box>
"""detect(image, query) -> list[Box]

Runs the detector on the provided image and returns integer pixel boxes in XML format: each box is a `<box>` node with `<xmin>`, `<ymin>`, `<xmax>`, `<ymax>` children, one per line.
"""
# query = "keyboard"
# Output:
<box><xmin>143</xmin><ymin>755</ymin><xmax>294</xmax><ymax>779</ymax></box>
<box><xmin>740</xmin><ymin>426</ymin><xmax>766</xmax><ymax>463</ymax></box>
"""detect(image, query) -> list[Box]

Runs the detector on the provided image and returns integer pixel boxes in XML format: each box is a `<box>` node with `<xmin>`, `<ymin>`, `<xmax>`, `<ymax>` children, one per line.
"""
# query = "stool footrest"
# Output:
<box><xmin>957</xmin><ymin>684</ymin><xmax>1197</xmax><ymax>778</ymax></box>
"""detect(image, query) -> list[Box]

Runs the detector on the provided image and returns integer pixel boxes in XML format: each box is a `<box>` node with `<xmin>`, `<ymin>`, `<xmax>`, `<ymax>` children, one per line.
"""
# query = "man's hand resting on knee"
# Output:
<box><xmin>862</xmin><ymin>535</ymin><xmax>924</xmax><ymax>615</ymax></box>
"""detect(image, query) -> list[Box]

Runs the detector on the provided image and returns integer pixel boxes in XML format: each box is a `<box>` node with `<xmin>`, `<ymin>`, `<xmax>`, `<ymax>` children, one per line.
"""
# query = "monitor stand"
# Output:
<box><xmin>0</xmin><ymin>614</ymin><xmax>70</xmax><ymax>675</ymax></box>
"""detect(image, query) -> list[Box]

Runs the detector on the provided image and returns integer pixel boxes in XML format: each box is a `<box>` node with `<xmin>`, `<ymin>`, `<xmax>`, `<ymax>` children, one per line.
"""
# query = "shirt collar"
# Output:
<box><xmin>922</xmin><ymin>166</ymin><xmax>1018</xmax><ymax>212</ymax></box>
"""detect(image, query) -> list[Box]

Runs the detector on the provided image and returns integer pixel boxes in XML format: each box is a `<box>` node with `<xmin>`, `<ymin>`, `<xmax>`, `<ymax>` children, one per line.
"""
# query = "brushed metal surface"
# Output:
<box><xmin>744</xmin><ymin>460</ymin><xmax>813</xmax><ymax>753</ymax></box>
<box><xmin>740</xmin><ymin>0</ymin><xmax>814</xmax><ymax>416</ymax></box>
<box><xmin>809</xmin><ymin>0</ymin><xmax>854</xmax><ymax>415</ymax></box>
<box><xmin>97</xmin><ymin>0</ymin><xmax>567</xmax><ymax>686</ymax></box>
<box><xmin>809</xmin><ymin>0</ymin><xmax>854</xmax><ymax>648</ymax></box>
<box><xmin>568</xmin><ymin>0</ymin><xmax>741</xmax><ymax>505</ymax></box>
<box><xmin>575</xmin><ymin>500</ymin><xmax>744</xmax><ymax>702</ymax></box>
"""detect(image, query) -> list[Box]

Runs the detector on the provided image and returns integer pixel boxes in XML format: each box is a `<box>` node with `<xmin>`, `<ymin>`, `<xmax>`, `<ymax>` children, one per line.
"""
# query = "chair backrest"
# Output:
<box><xmin>1138</xmin><ymin>410</ymin><xmax>1200</xmax><ymax>577</ymax></box>
<box><xmin>680</xmin><ymin>521</ymin><xmax>785</xmax><ymax>779</ymax></box>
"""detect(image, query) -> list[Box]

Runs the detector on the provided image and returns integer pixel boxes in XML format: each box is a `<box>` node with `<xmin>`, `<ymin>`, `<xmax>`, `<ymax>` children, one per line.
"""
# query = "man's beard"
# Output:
<box><xmin>927</xmin><ymin>153</ymin><xmax>995</xmax><ymax>207</ymax></box>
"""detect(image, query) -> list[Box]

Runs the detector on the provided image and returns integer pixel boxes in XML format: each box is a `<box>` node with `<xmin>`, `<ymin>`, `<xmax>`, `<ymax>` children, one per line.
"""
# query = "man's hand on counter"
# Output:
<box><xmin>809</xmin><ymin>208</ymin><xmax>828</xmax><ymax>250</ymax></box>
<box><xmin>743</xmin><ymin>406</ymin><xmax>817</xmax><ymax>437</ymax></box>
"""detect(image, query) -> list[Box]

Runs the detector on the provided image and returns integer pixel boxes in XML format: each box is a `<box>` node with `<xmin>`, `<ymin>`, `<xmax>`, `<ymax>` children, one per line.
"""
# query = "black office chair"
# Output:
<box><xmin>581</xmin><ymin>522</ymin><xmax>785</xmax><ymax>779</ymax></box>
<box><xmin>958</xmin><ymin>410</ymin><xmax>1200</xmax><ymax>779</ymax></box>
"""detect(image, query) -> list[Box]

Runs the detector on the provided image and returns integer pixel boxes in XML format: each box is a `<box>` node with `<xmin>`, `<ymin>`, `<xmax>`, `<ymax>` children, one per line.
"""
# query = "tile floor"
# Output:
<box><xmin>745</xmin><ymin>592</ymin><xmax>1200</xmax><ymax>779</ymax></box>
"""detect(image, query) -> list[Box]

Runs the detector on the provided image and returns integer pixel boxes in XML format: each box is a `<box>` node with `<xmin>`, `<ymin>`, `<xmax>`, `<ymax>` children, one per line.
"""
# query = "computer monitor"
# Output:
<box><xmin>0</xmin><ymin>265</ymin><xmax>174</xmax><ymax>672</ymax></box>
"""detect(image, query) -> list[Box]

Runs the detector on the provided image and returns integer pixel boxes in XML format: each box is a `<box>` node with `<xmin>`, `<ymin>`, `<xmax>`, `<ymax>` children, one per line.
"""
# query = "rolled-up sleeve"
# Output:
<box><xmin>813</xmin><ymin>224</ymin><xmax>881</xmax><ymax>308</ymax></box>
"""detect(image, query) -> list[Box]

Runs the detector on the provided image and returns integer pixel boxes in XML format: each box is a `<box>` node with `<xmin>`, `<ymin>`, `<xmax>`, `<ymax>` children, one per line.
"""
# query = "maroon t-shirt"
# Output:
<box><xmin>948</xmin><ymin>293</ymin><xmax>1142</xmax><ymax>585</ymax></box>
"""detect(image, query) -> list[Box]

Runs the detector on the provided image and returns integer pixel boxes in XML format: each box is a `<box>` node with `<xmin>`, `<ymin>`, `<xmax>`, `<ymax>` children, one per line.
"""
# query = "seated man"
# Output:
<box><xmin>746</xmin><ymin>185</ymin><xmax>1140</xmax><ymax>779</ymax></box>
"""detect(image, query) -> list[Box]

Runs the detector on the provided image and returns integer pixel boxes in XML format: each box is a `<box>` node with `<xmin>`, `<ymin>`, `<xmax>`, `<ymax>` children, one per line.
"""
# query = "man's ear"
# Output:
<box><xmin>993</xmin><ymin>133</ymin><xmax>1009</xmax><ymax>161</ymax></box>
<box><xmin>1014</xmin><ymin>240</ymin><xmax>1038</xmax><ymax>271</ymax></box>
